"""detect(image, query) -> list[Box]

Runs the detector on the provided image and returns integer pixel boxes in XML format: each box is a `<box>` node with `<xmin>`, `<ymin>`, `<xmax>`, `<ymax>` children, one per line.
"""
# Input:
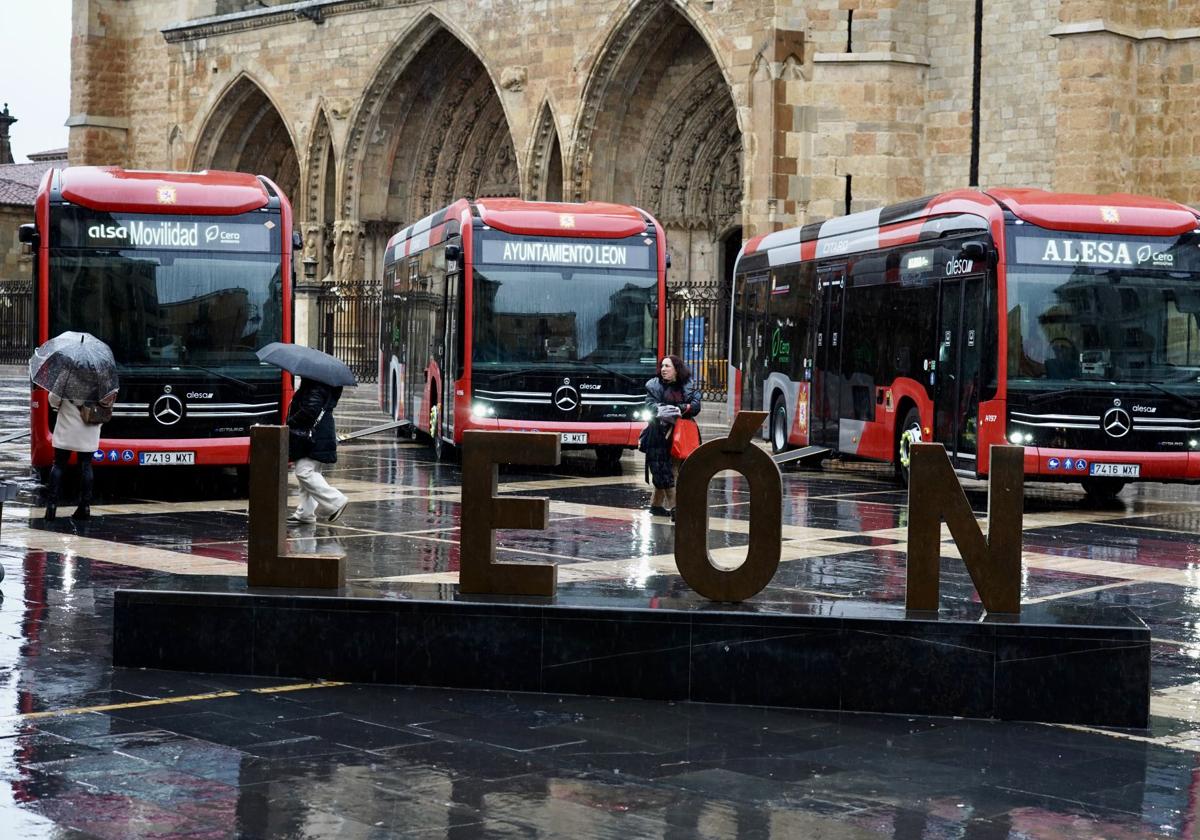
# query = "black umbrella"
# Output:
<box><xmin>29</xmin><ymin>331</ymin><xmax>120</xmax><ymax>404</ymax></box>
<box><xmin>256</xmin><ymin>342</ymin><xmax>357</xmax><ymax>387</ymax></box>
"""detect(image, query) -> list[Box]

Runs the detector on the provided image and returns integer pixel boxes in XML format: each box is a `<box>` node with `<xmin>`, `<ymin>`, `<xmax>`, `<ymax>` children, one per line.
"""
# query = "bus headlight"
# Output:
<box><xmin>470</xmin><ymin>402</ymin><xmax>496</xmax><ymax>419</ymax></box>
<box><xmin>1191</xmin><ymin>439</ymin><xmax>1198</xmax><ymax>449</ymax></box>
<box><xmin>635</xmin><ymin>408</ymin><xmax>652</xmax><ymax>422</ymax></box>
<box><xmin>1008</xmin><ymin>431</ymin><xmax>1032</xmax><ymax>444</ymax></box>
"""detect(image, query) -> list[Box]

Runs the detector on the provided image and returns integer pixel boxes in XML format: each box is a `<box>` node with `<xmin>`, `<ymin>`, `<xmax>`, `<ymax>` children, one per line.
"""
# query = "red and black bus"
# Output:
<box><xmin>380</xmin><ymin>199</ymin><xmax>668</xmax><ymax>466</ymax></box>
<box><xmin>730</xmin><ymin>188</ymin><xmax>1200</xmax><ymax>497</ymax></box>
<box><xmin>20</xmin><ymin>167</ymin><xmax>295</xmax><ymax>472</ymax></box>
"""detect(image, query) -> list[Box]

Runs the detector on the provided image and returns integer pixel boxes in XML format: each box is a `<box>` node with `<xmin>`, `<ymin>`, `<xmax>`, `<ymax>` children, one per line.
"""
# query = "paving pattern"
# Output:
<box><xmin>0</xmin><ymin>369</ymin><xmax>1199</xmax><ymax>837</ymax></box>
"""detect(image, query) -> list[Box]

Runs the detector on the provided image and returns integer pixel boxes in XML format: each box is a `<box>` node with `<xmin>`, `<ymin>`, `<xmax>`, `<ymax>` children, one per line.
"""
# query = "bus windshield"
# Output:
<box><xmin>1007</xmin><ymin>265</ymin><xmax>1200</xmax><ymax>389</ymax></box>
<box><xmin>48</xmin><ymin>249</ymin><xmax>284</xmax><ymax>378</ymax></box>
<box><xmin>472</xmin><ymin>240</ymin><xmax>658</xmax><ymax>373</ymax></box>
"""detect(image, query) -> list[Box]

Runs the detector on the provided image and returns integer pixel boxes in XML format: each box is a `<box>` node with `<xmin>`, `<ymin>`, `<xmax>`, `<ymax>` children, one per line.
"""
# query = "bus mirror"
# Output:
<box><xmin>444</xmin><ymin>244</ymin><xmax>462</xmax><ymax>263</ymax></box>
<box><xmin>18</xmin><ymin>224</ymin><xmax>38</xmax><ymax>246</ymax></box>
<box><xmin>292</xmin><ymin>230</ymin><xmax>303</xmax><ymax>250</ymax></box>
<box><xmin>960</xmin><ymin>240</ymin><xmax>989</xmax><ymax>261</ymax></box>
<box><xmin>665</xmin><ymin>252</ymin><xmax>672</xmax><ymax>269</ymax></box>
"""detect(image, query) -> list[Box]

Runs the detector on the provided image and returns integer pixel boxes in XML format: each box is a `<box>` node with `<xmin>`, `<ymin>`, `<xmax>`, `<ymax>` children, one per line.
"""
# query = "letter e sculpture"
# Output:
<box><xmin>459</xmin><ymin>431</ymin><xmax>560</xmax><ymax>596</ymax></box>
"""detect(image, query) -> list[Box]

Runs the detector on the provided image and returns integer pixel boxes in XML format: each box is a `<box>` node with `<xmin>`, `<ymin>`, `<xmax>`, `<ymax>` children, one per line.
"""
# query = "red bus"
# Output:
<box><xmin>380</xmin><ymin>199</ymin><xmax>668</xmax><ymax>466</ymax></box>
<box><xmin>730</xmin><ymin>188</ymin><xmax>1200</xmax><ymax>498</ymax></box>
<box><xmin>19</xmin><ymin>167</ymin><xmax>295</xmax><ymax>473</ymax></box>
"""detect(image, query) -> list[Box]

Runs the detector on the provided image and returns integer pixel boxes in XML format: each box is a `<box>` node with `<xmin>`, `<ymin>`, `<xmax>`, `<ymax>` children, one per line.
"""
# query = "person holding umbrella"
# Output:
<box><xmin>29</xmin><ymin>332</ymin><xmax>120</xmax><ymax>521</ymax></box>
<box><xmin>257</xmin><ymin>343</ymin><xmax>355</xmax><ymax>525</ymax></box>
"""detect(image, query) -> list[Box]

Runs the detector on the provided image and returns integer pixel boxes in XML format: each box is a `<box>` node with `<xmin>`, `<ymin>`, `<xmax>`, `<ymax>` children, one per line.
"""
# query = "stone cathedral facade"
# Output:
<box><xmin>69</xmin><ymin>0</ymin><xmax>1200</xmax><ymax>293</ymax></box>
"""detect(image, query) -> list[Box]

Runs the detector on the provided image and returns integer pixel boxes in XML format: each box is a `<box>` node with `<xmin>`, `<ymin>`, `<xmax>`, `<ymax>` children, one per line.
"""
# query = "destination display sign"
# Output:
<box><xmin>54</xmin><ymin>211</ymin><xmax>276</xmax><ymax>253</ymax></box>
<box><xmin>1013</xmin><ymin>232</ymin><xmax>1200</xmax><ymax>272</ymax></box>
<box><xmin>481</xmin><ymin>237</ymin><xmax>653</xmax><ymax>270</ymax></box>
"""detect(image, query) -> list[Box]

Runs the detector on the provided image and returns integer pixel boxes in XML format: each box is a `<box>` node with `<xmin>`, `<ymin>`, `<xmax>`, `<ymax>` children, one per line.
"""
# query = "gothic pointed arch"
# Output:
<box><xmin>300</xmin><ymin>105</ymin><xmax>337</xmax><ymax>280</ymax></box>
<box><xmin>343</xmin><ymin>12</ymin><xmax>519</xmax><ymax>226</ymax></box>
<box><xmin>191</xmin><ymin>74</ymin><xmax>299</xmax><ymax>203</ymax></box>
<box><xmin>570</xmin><ymin>1</ymin><xmax>743</xmax><ymax>235</ymax></box>
<box><xmin>526</xmin><ymin>99</ymin><xmax>563</xmax><ymax>202</ymax></box>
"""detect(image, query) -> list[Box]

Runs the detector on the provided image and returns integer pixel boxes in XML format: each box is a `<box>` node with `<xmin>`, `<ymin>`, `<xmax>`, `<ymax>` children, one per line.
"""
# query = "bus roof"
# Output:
<box><xmin>476</xmin><ymin>199</ymin><xmax>650</xmax><ymax>238</ymax></box>
<box><xmin>742</xmin><ymin>187</ymin><xmax>1200</xmax><ymax>266</ymax></box>
<box><xmin>52</xmin><ymin>166</ymin><xmax>273</xmax><ymax>215</ymax></box>
<box><xmin>386</xmin><ymin>198</ymin><xmax>656</xmax><ymax>265</ymax></box>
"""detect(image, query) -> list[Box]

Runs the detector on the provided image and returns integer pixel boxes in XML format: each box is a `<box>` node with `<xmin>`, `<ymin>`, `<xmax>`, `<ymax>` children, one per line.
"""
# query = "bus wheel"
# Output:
<box><xmin>895</xmin><ymin>407</ymin><xmax>922</xmax><ymax>487</ymax></box>
<box><xmin>770</xmin><ymin>396</ymin><xmax>790</xmax><ymax>454</ymax></box>
<box><xmin>596</xmin><ymin>446</ymin><xmax>623</xmax><ymax>473</ymax></box>
<box><xmin>1081</xmin><ymin>478</ymin><xmax>1126</xmax><ymax>500</ymax></box>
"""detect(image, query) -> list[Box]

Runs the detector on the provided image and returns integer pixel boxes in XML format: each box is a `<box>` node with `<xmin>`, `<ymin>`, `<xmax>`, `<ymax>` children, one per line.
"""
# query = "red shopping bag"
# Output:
<box><xmin>670</xmin><ymin>418</ymin><xmax>701</xmax><ymax>460</ymax></box>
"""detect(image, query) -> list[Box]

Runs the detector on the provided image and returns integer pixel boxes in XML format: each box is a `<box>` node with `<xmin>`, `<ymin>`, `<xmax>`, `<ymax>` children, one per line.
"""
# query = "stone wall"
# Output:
<box><xmin>69</xmin><ymin>0</ymin><xmax>1200</xmax><ymax>290</ymax></box>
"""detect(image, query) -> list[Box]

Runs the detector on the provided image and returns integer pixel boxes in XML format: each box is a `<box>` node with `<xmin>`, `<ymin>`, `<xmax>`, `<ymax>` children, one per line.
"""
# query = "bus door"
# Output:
<box><xmin>934</xmin><ymin>274</ymin><xmax>985</xmax><ymax>464</ymax></box>
<box><xmin>813</xmin><ymin>265</ymin><xmax>846</xmax><ymax>449</ymax></box>
<box><xmin>440</xmin><ymin>245</ymin><xmax>461</xmax><ymax>438</ymax></box>
<box><xmin>737</xmin><ymin>271</ymin><xmax>770</xmax><ymax>412</ymax></box>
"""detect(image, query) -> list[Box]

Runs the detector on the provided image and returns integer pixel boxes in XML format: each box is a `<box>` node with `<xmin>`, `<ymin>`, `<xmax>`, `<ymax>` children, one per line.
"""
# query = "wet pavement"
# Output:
<box><xmin>2</xmin><ymin>368</ymin><xmax>1200</xmax><ymax>836</ymax></box>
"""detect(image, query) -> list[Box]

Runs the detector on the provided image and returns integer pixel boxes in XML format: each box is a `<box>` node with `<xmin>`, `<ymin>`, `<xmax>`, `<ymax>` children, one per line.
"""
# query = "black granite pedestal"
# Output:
<box><xmin>113</xmin><ymin>583</ymin><xmax>1150</xmax><ymax>728</ymax></box>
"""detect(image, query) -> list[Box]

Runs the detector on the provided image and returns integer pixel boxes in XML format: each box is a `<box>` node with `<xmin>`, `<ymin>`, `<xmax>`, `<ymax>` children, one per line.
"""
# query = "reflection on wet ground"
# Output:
<box><xmin>1</xmin><ymin>376</ymin><xmax>1199</xmax><ymax>836</ymax></box>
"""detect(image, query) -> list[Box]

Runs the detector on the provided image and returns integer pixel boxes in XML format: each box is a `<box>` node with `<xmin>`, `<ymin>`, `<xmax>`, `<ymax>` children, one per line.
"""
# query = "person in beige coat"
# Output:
<box><xmin>45</xmin><ymin>394</ymin><xmax>103</xmax><ymax>521</ymax></box>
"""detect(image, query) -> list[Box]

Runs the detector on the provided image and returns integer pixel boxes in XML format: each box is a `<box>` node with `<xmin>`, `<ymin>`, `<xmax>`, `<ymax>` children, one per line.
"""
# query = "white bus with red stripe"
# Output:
<box><xmin>730</xmin><ymin>188</ymin><xmax>1200</xmax><ymax>498</ymax></box>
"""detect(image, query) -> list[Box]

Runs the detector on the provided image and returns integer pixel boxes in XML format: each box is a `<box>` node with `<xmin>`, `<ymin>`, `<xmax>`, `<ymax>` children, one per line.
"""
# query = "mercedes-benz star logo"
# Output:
<box><xmin>1102</xmin><ymin>407</ymin><xmax>1131</xmax><ymax>438</ymax></box>
<box><xmin>553</xmin><ymin>385</ymin><xmax>580</xmax><ymax>412</ymax></box>
<box><xmin>152</xmin><ymin>394</ymin><xmax>183</xmax><ymax>426</ymax></box>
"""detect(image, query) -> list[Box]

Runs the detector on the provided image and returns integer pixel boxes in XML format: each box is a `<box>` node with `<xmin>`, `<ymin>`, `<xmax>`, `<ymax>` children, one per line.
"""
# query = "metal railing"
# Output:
<box><xmin>316</xmin><ymin>282</ymin><xmax>382</xmax><ymax>384</ymax></box>
<box><xmin>0</xmin><ymin>281</ymin><xmax>33</xmax><ymax>365</ymax></box>
<box><xmin>667</xmin><ymin>281</ymin><xmax>730</xmax><ymax>402</ymax></box>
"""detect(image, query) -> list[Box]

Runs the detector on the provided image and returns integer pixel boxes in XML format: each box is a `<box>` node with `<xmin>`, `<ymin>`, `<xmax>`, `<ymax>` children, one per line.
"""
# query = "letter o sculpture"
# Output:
<box><xmin>674</xmin><ymin>411</ymin><xmax>782</xmax><ymax>602</ymax></box>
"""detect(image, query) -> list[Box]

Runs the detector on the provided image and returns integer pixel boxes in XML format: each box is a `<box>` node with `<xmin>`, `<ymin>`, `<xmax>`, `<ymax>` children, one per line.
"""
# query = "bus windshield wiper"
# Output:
<box><xmin>165</xmin><ymin>364</ymin><xmax>252</xmax><ymax>389</ymax></box>
<box><xmin>1144</xmin><ymin>381</ymin><xmax>1200</xmax><ymax>410</ymax></box>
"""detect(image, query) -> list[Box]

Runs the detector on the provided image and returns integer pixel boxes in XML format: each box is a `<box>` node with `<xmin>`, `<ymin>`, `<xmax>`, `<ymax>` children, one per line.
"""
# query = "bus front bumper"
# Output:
<box><xmin>88</xmin><ymin>437</ymin><xmax>252</xmax><ymax>467</ymax></box>
<box><xmin>457</xmin><ymin>419</ymin><xmax>642</xmax><ymax>448</ymax></box>
<box><xmin>1021</xmin><ymin>447</ymin><xmax>1200</xmax><ymax>481</ymax></box>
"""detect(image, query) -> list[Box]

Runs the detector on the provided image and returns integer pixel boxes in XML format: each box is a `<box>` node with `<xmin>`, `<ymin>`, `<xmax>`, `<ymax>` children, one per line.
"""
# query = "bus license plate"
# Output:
<box><xmin>139</xmin><ymin>451</ymin><xmax>195</xmax><ymax>466</ymax></box>
<box><xmin>1089</xmin><ymin>463</ymin><xmax>1139</xmax><ymax>478</ymax></box>
<box><xmin>560</xmin><ymin>433</ymin><xmax>588</xmax><ymax>444</ymax></box>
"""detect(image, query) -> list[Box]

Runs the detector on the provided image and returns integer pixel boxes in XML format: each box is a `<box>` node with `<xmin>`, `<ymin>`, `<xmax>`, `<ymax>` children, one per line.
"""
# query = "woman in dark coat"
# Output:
<box><xmin>286</xmin><ymin>378</ymin><xmax>348</xmax><ymax>524</ymax></box>
<box><xmin>643</xmin><ymin>355</ymin><xmax>701</xmax><ymax>517</ymax></box>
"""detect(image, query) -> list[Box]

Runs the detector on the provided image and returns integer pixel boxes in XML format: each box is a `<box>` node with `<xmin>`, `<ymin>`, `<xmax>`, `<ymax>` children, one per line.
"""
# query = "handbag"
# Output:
<box><xmin>79</xmin><ymin>403</ymin><xmax>113</xmax><ymax>425</ymax></box>
<box><xmin>670</xmin><ymin>417</ymin><xmax>701</xmax><ymax>460</ymax></box>
<box><xmin>289</xmin><ymin>404</ymin><xmax>327</xmax><ymax>456</ymax></box>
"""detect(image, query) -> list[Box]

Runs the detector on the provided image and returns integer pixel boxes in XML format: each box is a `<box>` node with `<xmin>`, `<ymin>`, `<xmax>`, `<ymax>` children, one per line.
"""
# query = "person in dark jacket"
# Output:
<box><xmin>286</xmin><ymin>378</ymin><xmax>348</xmax><ymax>524</ymax></box>
<box><xmin>643</xmin><ymin>354</ymin><xmax>701</xmax><ymax>517</ymax></box>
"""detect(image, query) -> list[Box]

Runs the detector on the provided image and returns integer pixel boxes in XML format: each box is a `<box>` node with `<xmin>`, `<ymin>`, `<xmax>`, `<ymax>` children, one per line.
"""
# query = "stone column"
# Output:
<box><xmin>743</xmin><ymin>29</ymin><xmax>808</xmax><ymax>237</ymax></box>
<box><xmin>69</xmin><ymin>0</ymin><xmax>132</xmax><ymax>165</ymax></box>
<box><xmin>293</xmin><ymin>223</ymin><xmax>324</xmax><ymax>349</ymax></box>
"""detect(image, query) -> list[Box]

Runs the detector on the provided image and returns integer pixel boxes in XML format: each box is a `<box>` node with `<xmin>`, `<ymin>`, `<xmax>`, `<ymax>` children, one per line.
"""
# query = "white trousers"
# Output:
<box><xmin>292</xmin><ymin>458</ymin><xmax>348</xmax><ymax>519</ymax></box>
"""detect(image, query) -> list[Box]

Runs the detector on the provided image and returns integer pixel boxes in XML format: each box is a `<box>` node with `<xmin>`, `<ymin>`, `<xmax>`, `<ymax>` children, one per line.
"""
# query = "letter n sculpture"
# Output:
<box><xmin>906</xmin><ymin>443</ymin><xmax>1023</xmax><ymax>614</ymax></box>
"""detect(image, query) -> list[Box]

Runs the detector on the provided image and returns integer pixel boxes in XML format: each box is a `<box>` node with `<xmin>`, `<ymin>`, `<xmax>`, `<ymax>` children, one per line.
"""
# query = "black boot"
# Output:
<box><xmin>45</xmin><ymin>463</ymin><xmax>62</xmax><ymax>521</ymax></box>
<box><xmin>72</xmin><ymin>460</ymin><xmax>93</xmax><ymax>520</ymax></box>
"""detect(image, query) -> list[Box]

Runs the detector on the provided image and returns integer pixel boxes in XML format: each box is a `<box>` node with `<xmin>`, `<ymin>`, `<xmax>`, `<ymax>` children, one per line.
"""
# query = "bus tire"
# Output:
<box><xmin>769</xmin><ymin>395</ymin><xmax>790</xmax><ymax>455</ymax></box>
<box><xmin>1081</xmin><ymin>477</ymin><xmax>1126</xmax><ymax>500</ymax></box>
<box><xmin>895</xmin><ymin>406</ymin><xmax>922</xmax><ymax>487</ymax></box>
<box><xmin>596</xmin><ymin>445</ymin><xmax>623</xmax><ymax>472</ymax></box>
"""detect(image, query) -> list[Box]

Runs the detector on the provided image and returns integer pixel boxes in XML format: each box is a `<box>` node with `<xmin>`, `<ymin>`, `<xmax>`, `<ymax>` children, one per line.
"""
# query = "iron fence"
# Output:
<box><xmin>667</xmin><ymin>281</ymin><xmax>730</xmax><ymax>402</ymax></box>
<box><xmin>0</xmin><ymin>281</ymin><xmax>33</xmax><ymax>365</ymax></box>
<box><xmin>317</xmin><ymin>282</ymin><xmax>382</xmax><ymax>384</ymax></box>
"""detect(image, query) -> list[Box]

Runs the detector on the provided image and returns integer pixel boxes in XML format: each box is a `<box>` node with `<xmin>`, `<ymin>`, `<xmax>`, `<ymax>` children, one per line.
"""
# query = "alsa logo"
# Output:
<box><xmin>579</xmin><ymin>383</ymin><xmax>601</xmax><ymax>390</ymax></box>
<box><xmin>1130</xmin><ymin>405</ymin><xmax>1157</xmax><ymax>413</ymax></box>
<box><xmin>186</xmin><ymin>392</ymin><xmax>214</xmax><ymax>399</ymax></box>
<box><xmin>88</xmin><ymin>224</ymin><xmax>128</xmax><ymax>241</ymax></box>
